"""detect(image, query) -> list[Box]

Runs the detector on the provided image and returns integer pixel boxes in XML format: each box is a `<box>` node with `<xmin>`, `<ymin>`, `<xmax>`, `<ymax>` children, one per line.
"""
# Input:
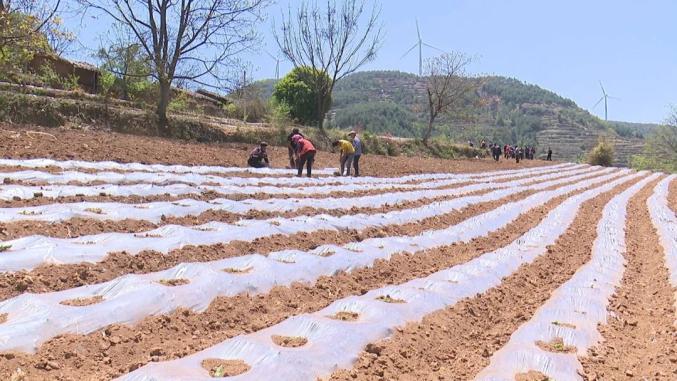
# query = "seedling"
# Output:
<box><xmin>223</xmin><ymin>266</ymin><xmax>253</xmax><ymax>274</ymax></box>
<box><xmin>0</xmin><ymin>244</ymin><xmax>12</xmax><ymax>252</ymax></box>
<box><xmin>85</xmin><ymin>208</ymin><xmax>104</xmax><ymax>214</ymax></box>
<box><xmin>19</xmin><ymin>210</ymin><xmax>41</xmax><ymax>216</ymax></box>
<box><xmin>376</xmin><ymin>294</ymin><xmax>405</xmax><ymax>303</ymax></box>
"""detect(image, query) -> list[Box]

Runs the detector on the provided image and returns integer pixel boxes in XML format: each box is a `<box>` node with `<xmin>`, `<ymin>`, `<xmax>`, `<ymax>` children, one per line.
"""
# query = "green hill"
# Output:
<box><xmin>254</xmin><ymin>71</ymin><xmax>656</xmax><ymax>165</ymax></box>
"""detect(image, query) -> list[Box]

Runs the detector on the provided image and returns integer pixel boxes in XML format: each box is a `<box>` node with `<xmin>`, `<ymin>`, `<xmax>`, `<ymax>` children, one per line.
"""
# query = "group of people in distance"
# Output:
<box><xmin>247</xmin><ymin>128</ymin><xmax>363</xmax><ymax>177</ymax></box>
<box><xmin>478</xmin><ymin>139</ymin><xmax>553</xmax><ymax>163</ymax></box>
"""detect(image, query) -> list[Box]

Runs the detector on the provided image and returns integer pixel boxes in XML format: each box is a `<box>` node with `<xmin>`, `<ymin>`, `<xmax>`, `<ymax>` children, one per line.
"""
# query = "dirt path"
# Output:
<box><xmin>0</xmin><ymin>184</ymin><xmax>573</xmax><ymax>380</ymax></box>
<box><xmin>0</xmin><ymin>185</ymin><xmax>486</xmax><ymax>240</ymax></box>
<box><xmin>580</xmin><ymin>178</ymin><xmax>677</xmax><ymax>380</ymax></box>
<box><xmin>0</xmin><ymin>189</ymin><xmax>536</xmax><ymax>301</ymax></box>
<box><xmin>326</xmin><ymin>176</ymin><xmax>641</xmax><ymax>381</ymax></box>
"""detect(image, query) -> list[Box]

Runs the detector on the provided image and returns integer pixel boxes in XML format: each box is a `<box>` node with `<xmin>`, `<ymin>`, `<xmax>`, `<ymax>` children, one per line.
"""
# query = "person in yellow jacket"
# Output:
<box><xmin>332</xmin><ymin>139</ymin><xmax>355</xmax><ymax>176</ymax></box>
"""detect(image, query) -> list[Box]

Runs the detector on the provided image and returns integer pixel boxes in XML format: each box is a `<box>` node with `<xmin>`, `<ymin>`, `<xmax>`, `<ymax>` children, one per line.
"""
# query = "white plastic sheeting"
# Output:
<box><xmin>0</xmin><ymin>165</ymin><xmax>598</xmax><ymax>224</ymax></box>
<box><xmin>0</xmin><ymin>168</ymin><xmax>619</xmax><ymax>273</ymax></box>
<box><xmin>0</xmin><ymin>164</ymin><xmax>579</xmax><ymax>201</ymax></box>
<box><xmin>474</xmin><ymin>173</ymin><xmax>659</xmax><ymax>381</ymax></box>
<box><xmin>0</xmin><ymin>163</ymin><xmax>577</xmax><ymax>187</ymax></box>
<box><xmin>118</xmin><ymin>173</ymin><xmax>646</xmax><ymax>381</ymax></box>
<box><xmin>0</xmin><ymin>169</ymin><xmax>631</xmax><ymax>353</ymax></box>
<box><xmin>647</xmin><ymin>175</ymin><xmax>677</xmax><ymax>320</ymax></box>
<box><xmin>0</xmin><ymin>158</ymin><xmax>572</xmax><ymax>178</ymax></box>
<box><xmin>0</xmin><ymin>158</ymin><xmax>337</xmax><ymax>176</ymax></box>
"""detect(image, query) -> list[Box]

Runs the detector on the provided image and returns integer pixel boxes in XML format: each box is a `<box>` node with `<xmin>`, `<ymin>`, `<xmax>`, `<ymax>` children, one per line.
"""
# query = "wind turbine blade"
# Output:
<box><xmin>599</xmin><ymin>80</ymin><xmax>606</xmax><ymax>96</ymax></box>
<box><xmin>416</xmin><ymin>19</ymin><xmax>421</xmax><ymax>41</ymax></box>
<box><xmin>401</xmin><ymin>43</ymin><xmax>419</xmax><ymax>59</ymax></box>
<box><xmin>607</xmin><ymin>95</ymin><xmax>621</xmax><ymax>100</ymax></box>
<box><xmin>422</xmin><ymin>42</ymin><xmax>446</xmax><ymax>53</ymax></box>
<box><xmin>592</xmin><ymin>97</ymin><xmax>604</xmax><ymax>109</ymax></box>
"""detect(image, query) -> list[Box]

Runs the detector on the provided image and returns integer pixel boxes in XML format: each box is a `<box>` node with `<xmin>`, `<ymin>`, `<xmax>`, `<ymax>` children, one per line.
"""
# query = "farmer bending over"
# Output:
<box><xmin>333</xmin><ymin>139</ymin><xmax>355</xmax><ymax>176</ymax></box>
<box><xmin>293</xmin><ymin>135</ymin><xmax>316</xmax><ymax>177</ymax></box>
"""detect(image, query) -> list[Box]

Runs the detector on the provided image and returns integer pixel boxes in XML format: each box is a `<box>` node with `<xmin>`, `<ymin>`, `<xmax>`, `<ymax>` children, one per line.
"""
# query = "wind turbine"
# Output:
<box><xmin>401</xmin><ymin>19</ymin><xmax>445</xmax><ymax>76</ymax></box>
<box><xmin>265</xmin><ymin>50</ymin><xmax>283</xmax><ymax>80</ymax></box>
<box><xmin>593</xmin><ymin>81</ymin><xmax>619</xmax><ymax>121</ymax></box>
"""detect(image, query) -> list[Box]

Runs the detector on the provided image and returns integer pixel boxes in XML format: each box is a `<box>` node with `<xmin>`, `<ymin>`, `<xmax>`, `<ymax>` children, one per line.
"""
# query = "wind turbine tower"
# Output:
<box><xmin>593</xmin><ymin>81</ymin><xmax>618</xmax><ymax>121</ymax></box>
<box><xmin>401</xmin><ymin>19</ymin><xmax>445</xmax><ymax>76</ymax></box>
<box><xmin>265</xmin><ymin>51</ymin><xmax>282</xmax><ymax>80</ymax></box>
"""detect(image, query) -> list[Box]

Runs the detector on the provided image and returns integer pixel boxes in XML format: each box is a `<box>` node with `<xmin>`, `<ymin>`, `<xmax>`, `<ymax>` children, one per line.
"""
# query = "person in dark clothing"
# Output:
<box><xmin>547</xmin><ymin>147</ymin><xmax>553</xmax><ymax>161</ymax></box>
<box><xmin>248</xmin><ymin>141</ymin><xmax>270</xmax><ymax>168</ymax></box>
<box><xmin>293</xmin><ymin>135</ymin><xmax>316</xmax><ymax>177</ymax></box>
<box><xmin>515</xmin><ymin>146</ymin><xmax>522</xmax><ymax>163</ymax></box>
<box><xmin>287</xmin><ymin>128</ymin><xmax>304</xmax><ymax>169</ymax></box>
<box><xmin>492</xmin><ymin>144</ymin><xmax>501</xmax><ymax>161</ymax></box>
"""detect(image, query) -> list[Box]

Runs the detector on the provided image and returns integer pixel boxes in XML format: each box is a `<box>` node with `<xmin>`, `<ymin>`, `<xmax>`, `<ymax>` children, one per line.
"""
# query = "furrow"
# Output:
<box><xmin>0</xmin><ymin>163</ymin><xmax>576</xmax><ymax>187</ymax></box>
<box><xmin>0</xmin><ymin>167</ymin><xmax>614</xmax><ymax>274</ymax></box>
<box><xmin>327</xmin><ymin>174</ymin><xmax>648</xmax><ymax>381</ymax></box>
<box><xmin>118</xmin><ymin>172</ymin><xmax>646</xmax><ymax>381</ymax></box>
<box><xmin>578</xmin><ymin>175</ymin><xmax>677</xmax><ymax>380</ymax></box>
<box><xmin>0</xmin><ymin>165</ymin><xmax>595</xmax><ymax>240</ymax></box>
<box><xmin>0</xmin><ymin>169</ymin><xmax>618</xmax><ymax>355</ymax></box>
<box><xmin>0</xmin><ymin>164</ymin><xmax>579</xmax><ymax>202</ymax></box>
<box><xmin>474</xmin><ymin>174</ymin><xmax>659</xmax><ymax>381</ymax></box>
<box><xmin>0</xmin><ymin>183</ymin><xmax>569</xmax><ymax>380</ymax></box>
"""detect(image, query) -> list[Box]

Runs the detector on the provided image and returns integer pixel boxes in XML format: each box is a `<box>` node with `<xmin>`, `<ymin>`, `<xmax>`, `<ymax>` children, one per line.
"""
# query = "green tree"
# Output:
<box><xmin>0</xmin><ymin>1</ymin><xmax>56</xmax><ymax>74</ymax></box>
<box><xmin>273</xmin><ymin>66</ymin><xmax>331</xmax><ymax>126</ymax></box>
<box><xmin>630</xmin><ymin>122</ymin><xmax>677</xmax><ymax>173</ymax></box>
<box><xmin>587</xmin><ymin>137</ymin><xmax>615</xmax><ymax>166</ymax></box>
<box><xmin>96</xmin><ymin>29</ymin><xmax>151</xmax><ymax>101</ymax></box>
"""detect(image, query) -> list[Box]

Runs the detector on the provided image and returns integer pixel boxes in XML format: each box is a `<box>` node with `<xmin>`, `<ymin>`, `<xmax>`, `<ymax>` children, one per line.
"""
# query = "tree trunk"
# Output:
<box><xmin>423</xmin><ymin>119</ymin><xmax>433</xmax><ymax>146</ymax></box>
<box><xmin>157</xmin><ymin>79</ymin><xmax>171</xmax><ymax>136</ymax></box>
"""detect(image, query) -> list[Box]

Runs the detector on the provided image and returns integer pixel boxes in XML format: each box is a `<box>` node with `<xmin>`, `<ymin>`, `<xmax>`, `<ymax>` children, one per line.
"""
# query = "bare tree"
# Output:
<box><xmin>275</xmin><ymin>0</ymin><xmax>383</xmax><ymax>131</ymax></box>
<box><xmin>422</xmin><ymin>52</ymin><xmax>475</xmax><ymax>145</ymax></box>
<box><xmin>79</xmin><ymin>0</ymin><xmax>270</xmax><ymax>134</ymax></box>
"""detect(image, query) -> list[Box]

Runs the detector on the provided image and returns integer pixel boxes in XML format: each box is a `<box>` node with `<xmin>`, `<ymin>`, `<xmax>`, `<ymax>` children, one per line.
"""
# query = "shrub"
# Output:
<box><xmin>587</xmin><ymin>138</ymin><xmax>615</xmax><ymax>166</ymax></box>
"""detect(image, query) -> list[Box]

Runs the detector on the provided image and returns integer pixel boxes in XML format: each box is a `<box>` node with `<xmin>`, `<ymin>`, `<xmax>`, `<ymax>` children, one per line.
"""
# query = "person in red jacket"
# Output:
<box><xmin>292</xmin><ymin>135</ymin><xmax>316</xmax><ymax>177</ymax></box>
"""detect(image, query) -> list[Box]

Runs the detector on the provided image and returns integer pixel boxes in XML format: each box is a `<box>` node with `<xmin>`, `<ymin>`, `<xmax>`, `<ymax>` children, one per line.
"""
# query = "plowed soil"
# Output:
<box><xmin>0</xmin><ymin>179</ymin><xmax>573</xmax><ymax>380</ymax></box>
<box><xmin>0</xmin><ymin>125</ymin><xmax>548</xmax><ymax>176</ymax></box>
<box><xmin>580</xmin><ymin>178</ymin><xmax>677</xmax><ymax>380</ymax></box>
<box><xmin>326</xmin><ymin>175</ymin><xmax>641</xmax><ymax>381</ymax></box>
<box><xmin>0</xmin><ymin>188</ymin><xmax>532</xmax><ymax>301</ymax></box>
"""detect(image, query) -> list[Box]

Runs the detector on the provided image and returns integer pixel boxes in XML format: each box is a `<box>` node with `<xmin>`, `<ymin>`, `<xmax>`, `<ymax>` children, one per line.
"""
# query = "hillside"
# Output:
<box><xmin>256</xmin><ymin>71</ymin><xmax>655</xmax><ymax>166</ymax></box>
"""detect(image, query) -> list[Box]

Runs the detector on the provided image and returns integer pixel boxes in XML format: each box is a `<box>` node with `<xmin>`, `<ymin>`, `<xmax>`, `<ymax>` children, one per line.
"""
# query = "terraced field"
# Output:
<box><xmin>0</xmin><ymin>155</ymin><xmax>674</xmax><ymax>380</ymax></box>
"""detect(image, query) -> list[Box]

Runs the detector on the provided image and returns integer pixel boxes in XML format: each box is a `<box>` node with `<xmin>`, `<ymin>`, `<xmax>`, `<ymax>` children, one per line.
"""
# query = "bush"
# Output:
<box><xmin>587</xmin><ymin>138</ymin><xmax>615</xmax><ymax>166</ymax></box>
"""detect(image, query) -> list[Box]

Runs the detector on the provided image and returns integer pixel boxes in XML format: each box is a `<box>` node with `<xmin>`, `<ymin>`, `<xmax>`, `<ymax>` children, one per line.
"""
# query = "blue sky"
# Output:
<box><xmin>69</xmin><ymin>0</ymin><xmax>677</xmax><ymax>124</ymax></box>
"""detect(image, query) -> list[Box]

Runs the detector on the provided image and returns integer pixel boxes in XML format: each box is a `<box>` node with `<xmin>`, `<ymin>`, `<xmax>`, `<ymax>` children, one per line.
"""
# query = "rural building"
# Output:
<box><xmin>29</xmin><ymin>53</ymin><xmax>100</xmax><ymax>93</ymax></box>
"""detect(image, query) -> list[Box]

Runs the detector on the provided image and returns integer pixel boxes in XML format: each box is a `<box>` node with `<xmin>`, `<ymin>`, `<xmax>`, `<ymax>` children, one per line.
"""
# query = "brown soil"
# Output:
<box><xmin>271</xmin><ymin>335</ymin><xmax>308</xmax><ymax>348</ymax></box>
<box><xmin>580</xmin><ymin>178</ymin><xmax>677</xmax><ymax>381</ymax></box>
<box><xmin>0</xmin><ymin>184</ymin><xmax>484</xmax><ymax>241</ymax></box>
<box><xmin>0</xmin><ymin>125</ymin><xmax>551</xmax><ymax>177</ymax></box>
<box><xmin>326</xmin><ymin>175</ymin><xmax>641</xmax><ymax>381</ymax></box>
<box><xmin>535</xmin><ymin>337</ymin><xmax>576</xmax><ymax>353</ymax></box>
<box><xmin>0</xmin><ymin>313</ymin><xmax>6</xmax><ymax>324</ymax></box>
<box><xmin>59</xmin><ymin>295</ymin><xmax>104</xmax><ymax>307</ymax></box>
<box><xmin>201</xmin><ymin>359</ymin><xmax>250</xmax><ymax>377</ymax></box>
<box><xmin>0</xmin><ymin>185</ymin><xmax>587</xmax><ymax>380</ymax></box>
<box><xmin>0</xmin><ymin>188</ymin><xmax>535</xmax><ymax>302</ymax></box>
